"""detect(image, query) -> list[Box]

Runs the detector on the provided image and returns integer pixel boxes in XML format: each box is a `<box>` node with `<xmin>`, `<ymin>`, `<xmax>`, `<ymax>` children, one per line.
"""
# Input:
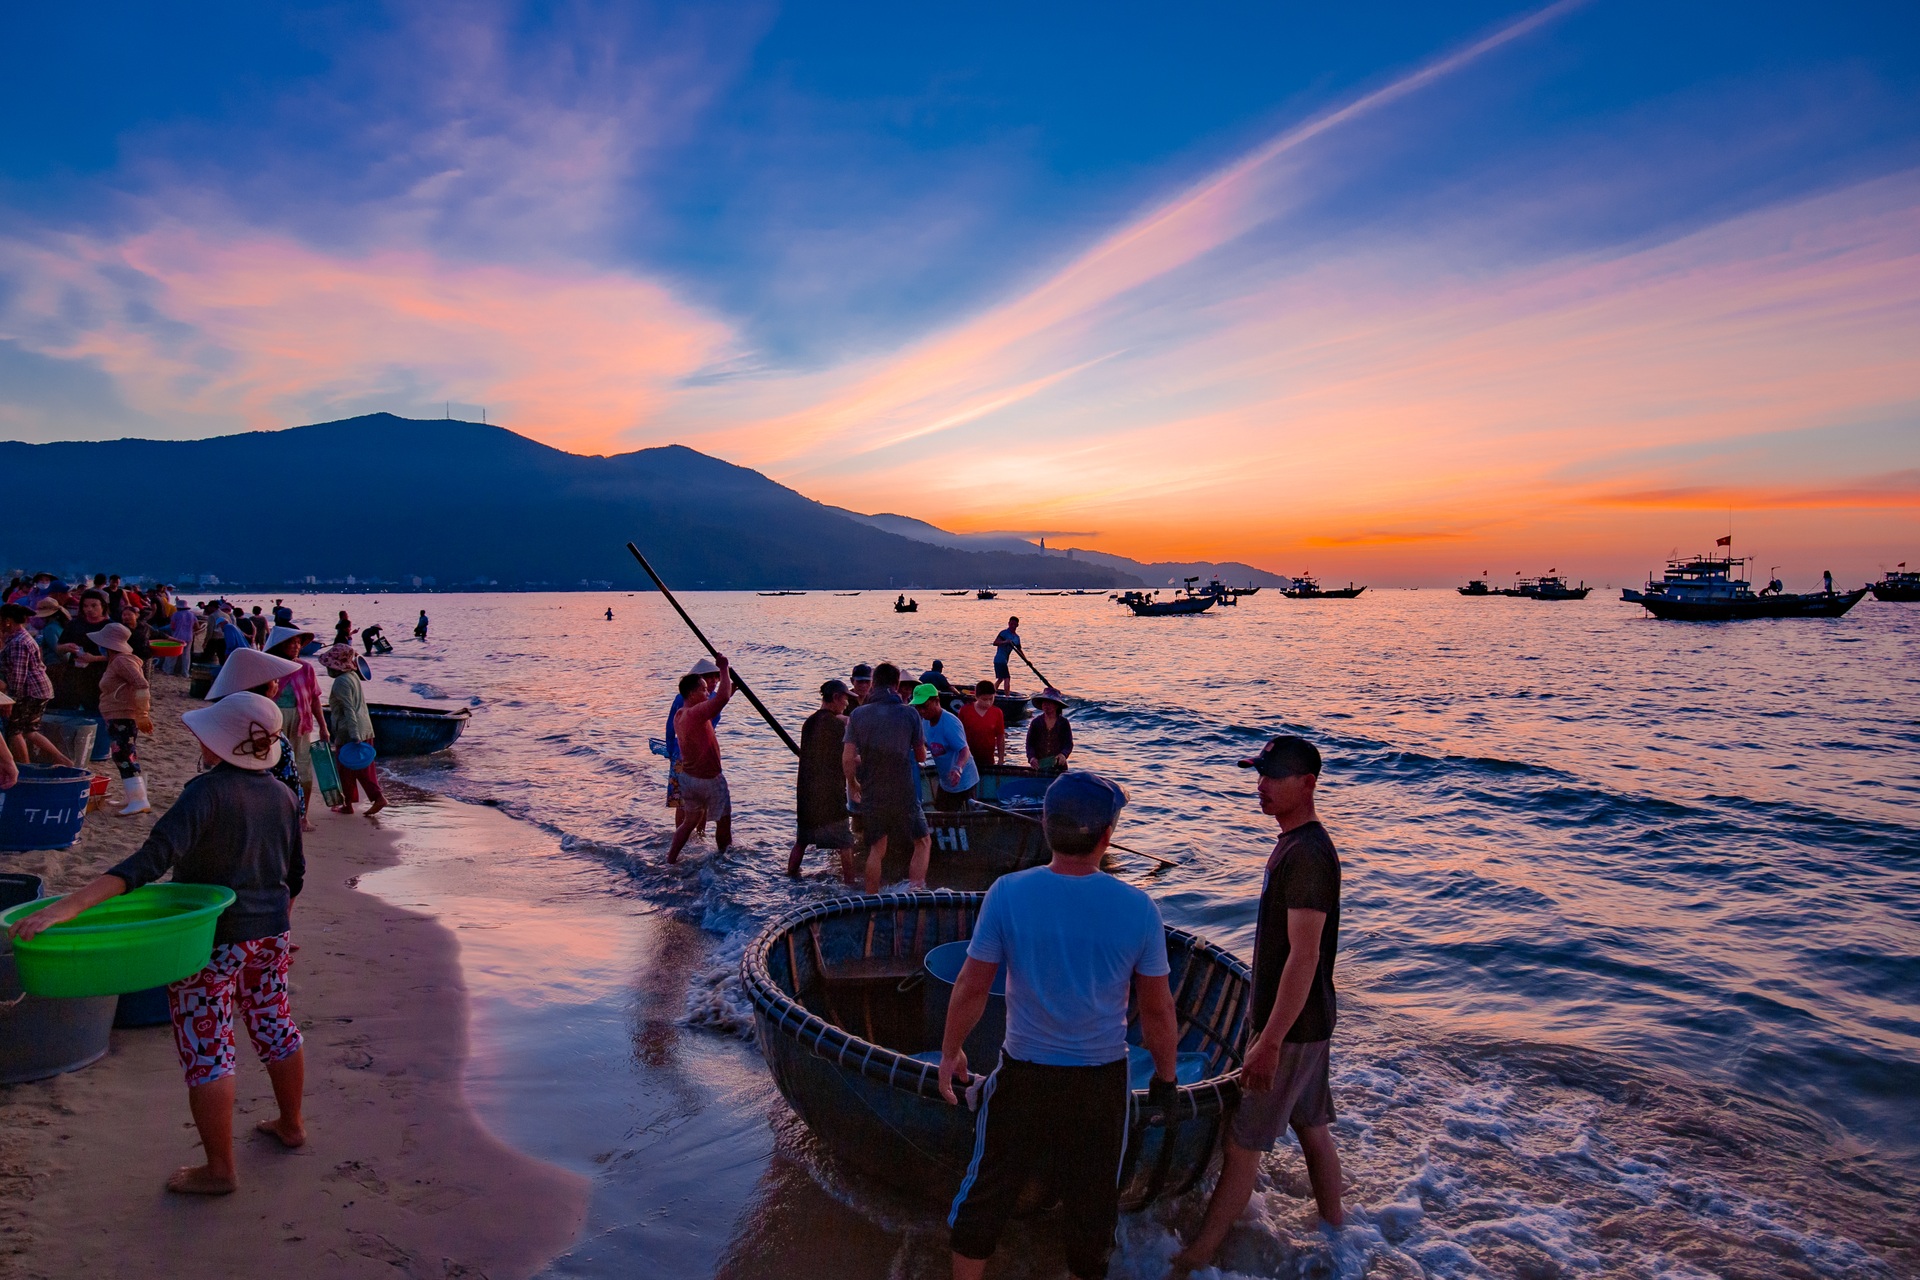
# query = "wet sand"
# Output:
<box><xmin>0</xmin><ymin>679</ymin><xmax>588</xmax><ymax>1279</ymax></box>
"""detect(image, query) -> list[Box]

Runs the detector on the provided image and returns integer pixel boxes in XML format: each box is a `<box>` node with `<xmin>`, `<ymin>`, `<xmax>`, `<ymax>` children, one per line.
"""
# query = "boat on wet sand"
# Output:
<box><xmin>361</xmin><ymin>703</ymin><xmax>471</xmax><ymax>755</ymax></box>
<box><xmin>742</xmin><ymin>891</ymin><xmax>1250</xmax><ymax>1211</ymax></box>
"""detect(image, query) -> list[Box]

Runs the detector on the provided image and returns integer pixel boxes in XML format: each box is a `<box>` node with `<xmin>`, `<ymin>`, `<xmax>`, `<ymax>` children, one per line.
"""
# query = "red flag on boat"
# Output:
<box><xmin>1716</xmin><ymin>535</ymin><xmax>1733</xmax><ymax>547</ymax></box>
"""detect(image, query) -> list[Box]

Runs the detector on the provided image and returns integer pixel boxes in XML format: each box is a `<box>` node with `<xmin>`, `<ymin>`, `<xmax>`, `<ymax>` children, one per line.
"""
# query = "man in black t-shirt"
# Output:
<box><xmin>1173</xmin><ymin>735</ymin><xmax>1344</xmax><ymax>1272</ymax></box>
<box><xmin>789</xmin><ymin>679</ymin><xmax>855</xmax><ymax>881</ymax></box>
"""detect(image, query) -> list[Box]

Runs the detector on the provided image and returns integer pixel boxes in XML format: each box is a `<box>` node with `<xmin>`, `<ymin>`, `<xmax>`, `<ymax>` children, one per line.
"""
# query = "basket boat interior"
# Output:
<box><xmin>761</xmin><ymin>894</ymin><xmax>1250</xmax><ymax>1083</ymax></box>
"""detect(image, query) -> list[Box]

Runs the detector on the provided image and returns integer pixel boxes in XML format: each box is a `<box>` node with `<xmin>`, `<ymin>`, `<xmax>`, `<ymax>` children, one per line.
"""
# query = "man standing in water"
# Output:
<box><xmin>414</xmin><ymin>609</ymin><xmax>429</xmax><ymax>641</ymax></box>
<box><xmin>790</xmin><ymin>679</ymin><xmax>855</xmax><ymax>881</ymax></box>
<box><xmin>991</xmin><ymin>616</ymin><xmax>1022</xmax><ymax>693</ymax></box>
<box><xmin>939</xmin><ymin>771</ymin><xmax>1180</xmax><ymax>1280</ymax></box>
<box><xmin>1172</xmin><ymin>735</ymin><xmax>1344</xmax><ymax>1272</ymax></box>
<box><xmin>842</xmin><ymin>661</ymin><xmax>929</xmax><ymax>892</ymax></box>
<box><xmin>667</xmin><ymin>653</ymin><xmax>734</xmax><ymax>862</ymax></box>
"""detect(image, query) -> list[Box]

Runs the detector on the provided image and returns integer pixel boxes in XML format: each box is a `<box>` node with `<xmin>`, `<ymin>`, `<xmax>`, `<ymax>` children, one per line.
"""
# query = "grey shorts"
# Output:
<box><xmin>678</xmin><ymin>771</ymin><xmax>731</xmax><ymax>821</ymax></box>
<box><xmin>1230</xmin><ymin>1039</ymin><xmax>1333</xmax><ymax>1151</ymax></box>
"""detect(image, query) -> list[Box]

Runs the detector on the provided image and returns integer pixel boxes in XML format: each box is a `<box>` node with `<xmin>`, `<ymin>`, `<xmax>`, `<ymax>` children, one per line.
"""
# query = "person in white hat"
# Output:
<box><xmin>263</xmin><ymin>626</ymin><xmax>326</xmax><ymax>830</ymax></box>
<box><xmin>94</xmin><ymin>621</ymin><xmax>154</xmax><ymax>815</ymax></box>
<box><xmin>206</xmin><ymin>648</ymin><xmax>311</xmax><ymax>821</ymax></box>
<box><xmin>8</xmin><ymin>691</ymin><xmax>307</xmax><ymax>1196</ymax></box>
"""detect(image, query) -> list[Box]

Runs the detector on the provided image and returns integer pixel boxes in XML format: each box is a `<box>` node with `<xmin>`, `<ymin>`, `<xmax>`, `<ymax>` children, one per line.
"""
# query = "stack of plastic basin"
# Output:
<box><xmin>0</xmin><ymin>874</ymin><xmax>118</xmax><ymax>1084</ymax></box>
<box><xmin>0</xmin><ymin>765</ymin><xmax>92</xmax><ymax>852</ymax></box>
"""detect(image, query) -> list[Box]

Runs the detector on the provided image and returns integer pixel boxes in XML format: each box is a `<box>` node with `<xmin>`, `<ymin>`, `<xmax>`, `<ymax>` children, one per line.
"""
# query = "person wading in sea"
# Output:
<box><xmin>913</xmin><ymin>682</ymin><xmax>978</xmax><ymax>810</ymax></box>
<box><xmin>790</xmin><ymin>679</ymin><xmax>856</xmax><ymax>881</ymax></box>
<box><xmin>991</xmin><ymin>616</ymin><xmax>1023</xmax><ymax>694</ymax></box>
<box><xmin>1171</xmin><ymin>735</ymin><xmax>1344</xmax><ymax>1272</ymax></box>
<box><xmin>414</xmin><ymin>610</ymin><xmax>429</xmax><ymax>641</ymax></box>
<box><xmin>667</xmin><ymin>653</ymin><xmax>734</xmax><ymax>862</ymax></box>
<box><xmin>939</xmin><ymin>771</ymin><xmax>1180</xmax><ymax>1280</ymax></box>
<box><xmin>842</xmin><ymin>661</ymin><xmax>929</xmax><ymax>892</ymax></box>
<box><xmin>957</xmin><ymin>679</ymin><xmax>1007</xmax><ymax>767</ymax></box>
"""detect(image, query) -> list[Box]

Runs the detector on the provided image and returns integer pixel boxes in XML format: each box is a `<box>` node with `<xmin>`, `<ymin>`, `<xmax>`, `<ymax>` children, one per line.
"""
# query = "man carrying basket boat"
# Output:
<box><xmin>8</xmin><ymin>692</ymin><xmax>307</xmax><ymax>1196</ymax></box>
<box><xmin>937</xmin><ymin>770</ymin><xmax>1182</xmax><ymax>1280</ymax></box>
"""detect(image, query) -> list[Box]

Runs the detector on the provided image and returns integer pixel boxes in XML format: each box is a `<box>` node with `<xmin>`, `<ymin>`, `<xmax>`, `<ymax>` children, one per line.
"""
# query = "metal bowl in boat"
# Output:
<box><xmin>742</xmin><ymin>891</ymin><xmax>1249</xmax><ymax>1211</ymax></box>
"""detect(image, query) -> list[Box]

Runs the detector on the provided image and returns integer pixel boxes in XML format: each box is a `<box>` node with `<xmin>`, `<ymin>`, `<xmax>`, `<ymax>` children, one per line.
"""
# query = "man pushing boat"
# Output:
<box><xmin>938</xmin><ymin>770</ymin><xmax>1181</xmax><ymax>1280</ymax></box>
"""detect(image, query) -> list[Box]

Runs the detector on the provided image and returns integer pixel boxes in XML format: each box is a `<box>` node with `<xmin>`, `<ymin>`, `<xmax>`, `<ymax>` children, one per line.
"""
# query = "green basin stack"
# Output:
<box><xmin>0</xmin><ymin>884</ymin><xmax>236</xmax><ymax>998</ymax></box>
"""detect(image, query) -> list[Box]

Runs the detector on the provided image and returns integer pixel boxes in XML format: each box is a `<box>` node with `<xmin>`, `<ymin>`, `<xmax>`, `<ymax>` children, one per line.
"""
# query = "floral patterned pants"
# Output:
<box><xmin>168</xmin><ymin>932</ymin><xmax>302</xmax><ymax>1087</ymax></box>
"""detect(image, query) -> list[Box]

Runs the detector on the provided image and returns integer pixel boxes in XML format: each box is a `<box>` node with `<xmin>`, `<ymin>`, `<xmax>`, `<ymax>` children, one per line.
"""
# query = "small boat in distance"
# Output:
<box><xmin>941</xmin><ymin>590</ymin><xmax>969</xmax><ymax>596</ymax></box>
<box><xmin>757</xmin><ymin>590</ymin><xmax>807</xmax><ymax>596</ymax></box>
<box><xmin>1459</xmin><ymin>572</ymin><xmax>1493</xmax><ymax>596</ymax></box>
<box><xmin>1870</xmin><ymin>565</ymin><xmax>1920</xmax><ymax>602</ymax></box>
<box><xmin>975</xmin><ymin>588</ymin><xmax>998</xmax><ymax>600</ymax></box>
<box><xmin>1508</xmin><ymin>573</ymin><xmax>1590</xmax><ymax>601</ymax></box>
<box><xmin>1120</xmin><ymin>590</ymin><xmax>1216</xmax><ymax>616</ymax></box>
<box><xmin>893</xmin><ymin>594</ymin><xmax>919</xmax><ymax>613</ymax></box>
<box><xmin>1283</xmin><ymin>573</ymin><xmax>1365</xmax><ymax>599</ymax></box>
<box><xmin>1633</xmin><ymin>543</ymin><xmax>1866</xmax><ymax>620</ymax></box>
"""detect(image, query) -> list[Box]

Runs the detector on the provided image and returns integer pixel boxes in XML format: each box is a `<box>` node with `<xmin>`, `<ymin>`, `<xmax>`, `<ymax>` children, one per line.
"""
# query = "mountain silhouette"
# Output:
<box><xmin>0</xmin><ymin>414</ymin><xmax>1141</xmax><ymax>590</ymax></box>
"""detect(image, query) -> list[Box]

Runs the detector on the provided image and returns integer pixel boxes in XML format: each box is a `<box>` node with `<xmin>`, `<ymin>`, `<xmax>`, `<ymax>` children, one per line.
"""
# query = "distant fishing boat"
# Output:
<box><xmin>975</xmin><ymin>588</ymin><xmax>998</xmax><ymax>600</ymax></box>
<box><xmin>1506</xmin><ymin>573</ymin><xmax>1590</xmax><ymax>601</ymax></box>
<box><xmin>1188</xmin><ymin>577</ymin><xmax>1239</xmax><ymax>606</ymax></box>
<box><xmin>894</xmin><ymin>600</ymin><xmax>919</xmax><ymax>613</ymax></box>
<box><xmin>743</xmin><ymin>892</ymin><xmax>1249</xmax><ymax>1212</ymax></box>
<box><xmin>1870</xmin><ymin>565</ymin><xmax>1920</xmax><ymax>602</ymax></box>
<box><xmin>757</xmin><ymin>590</ymin><xmax>807</xmax><ymax>596</ymax></box>
<box><xmin>1633</xmin><ymin>544</ymin><xmax>1865</xmax><ymax>620</ymax></box>
<box><xmin>1458</xmin><ymin>572</ymin><xmax>1493</xmax><ymax>596</ymax></box>
<box><xmin>834</xmin><ymin>591</ymin><xmax>861</xmax><ymax>596</ymax></box>
<box><xmin>941</xmin><ymin>590</ymin><xmax>969</xmax><ymax>596</ymax></box>
<box><xmin>1282</xmin><ymin>574</ymin><xmax>1365</xmax><ymax>599</ymax></box>
<box><xmin>1026</xmin><ymin>590</ymin><xmax>1064</xmax><ymax>596</ymax></box>
<box><xmin>1119</xmin><ymin>590</ymin><xmax>1216</xmax><ymax>616</ymax></box>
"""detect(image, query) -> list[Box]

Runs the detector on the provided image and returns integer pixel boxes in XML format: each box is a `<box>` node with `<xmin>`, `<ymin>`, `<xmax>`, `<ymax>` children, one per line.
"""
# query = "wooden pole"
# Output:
<box><xmin>625</xmin><ymin>542</ymin><xmax>801</xmax><ymax>757</ymax></box>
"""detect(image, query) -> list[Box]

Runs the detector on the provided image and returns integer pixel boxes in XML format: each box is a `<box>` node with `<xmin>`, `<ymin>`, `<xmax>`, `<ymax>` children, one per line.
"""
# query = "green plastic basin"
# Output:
<box><xmin>1</xmin><ymin>884</ymin><xmax>236</xmax><ymax>997</ymax></box>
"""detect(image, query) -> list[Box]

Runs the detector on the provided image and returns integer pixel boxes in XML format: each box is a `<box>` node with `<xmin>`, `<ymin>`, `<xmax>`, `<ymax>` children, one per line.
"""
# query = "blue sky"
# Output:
<box><xmin>2</xmin><ymin>1</ymin><xmax>1917</xmax><ymax>575</ymax></box>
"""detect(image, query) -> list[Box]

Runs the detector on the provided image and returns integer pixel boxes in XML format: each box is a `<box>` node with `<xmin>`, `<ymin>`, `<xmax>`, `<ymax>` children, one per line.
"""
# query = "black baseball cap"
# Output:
<box><xmin>850</xmin><ymin>663</ymin><xmax>873</xmax><ymax>680</ymax></box>
<box><xmin>1237</xmin><ymin>735</ymin><xmax>1321</xmax><ymax>778</ymax></box>
<box><xmin>821</xmin><ymin>678</ymin><xmax>849</xmax><ymax>700</ymax></box>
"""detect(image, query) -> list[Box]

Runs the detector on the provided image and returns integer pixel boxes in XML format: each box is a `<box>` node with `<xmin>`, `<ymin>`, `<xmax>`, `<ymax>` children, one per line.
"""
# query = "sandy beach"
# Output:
<box><xmin>0</xmin><ymin>676</ymin><xmax>588</xmax><ymax>1279</ymax></box>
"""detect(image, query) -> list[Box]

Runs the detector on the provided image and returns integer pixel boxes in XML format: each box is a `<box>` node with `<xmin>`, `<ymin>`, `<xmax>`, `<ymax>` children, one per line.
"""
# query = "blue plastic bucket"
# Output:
<box><xmin>0</xmin><ymin>765</ymin><xmax>94</xmax><ymax>851</ymax></box>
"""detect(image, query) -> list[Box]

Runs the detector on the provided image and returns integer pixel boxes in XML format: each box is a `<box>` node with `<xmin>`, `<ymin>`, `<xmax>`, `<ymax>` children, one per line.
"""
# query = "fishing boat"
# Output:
<box><xmin>1026</xmin><ymin>591</ymin><xmax>1064</xmax><ymax>596</ymax></box>
<box><xmin>1633</xmin><ymin>546</ymin><xmax>1866</xmax><ymax>621</ymax></box>
<box><xmin>1282</xmin><ymin>574</ymin><xmax>1365</xmax><ymax>599</ymax></box>
<box><xmin>1509</xmin><ymin>574</ymin><xmax>1590</xmax><ymax>601</ymax></box>
<box><xmin>894</xmin><ymin>600</ymin><xmax>919</xmax><ymax>613</ymax></box>
<box><xmin>834</xmin><ymin>591</ymin><xmax>862</xmax><ymax>596</ymax></box>
<box><xmin>941</xmin><ymin>590</ymin><xmax>970</xmax><ymax>597</ymax></box>
<box><xmin>360</xmin><ymin>703</ymin><xmax>471</xmax><ymax>756</ymax></box>
<box><xmin>866</xmin><ymin>765</ymin><xmax>1056</xmax><ymax>887</ymax></box>
<box><xmin>1188</xmin><ymin>577</ymin><xmax>1238</xmax><ymax>606</ymax></box>
<box><xmin>975</xmin><ymin>589</ymin><xmax>998</xmax><ymax>600</ymax></box>
<box><xmin>994</xmin><ymin>692</ymin><xmax>1031</xmax><ymax>722</ymax></box>
<box><xmin>743</xmin><ymin>891</ymin><xmax>1249</xmax><ymax>1211</ymax></box>
<box><xmin>1119</xmin><ymin>591</ymin><xmax>1216</xmax><ymax>616</ymax></box>
<box><xmin>1870</xmin><ymin>566</ymin><xmax>1920</xmax><ymax>602</ymax></box>
<box><xmin>757</xmin><ymin>590</ymin><xmax>807</xmax><ymax>597</ymax></box>
<box><xmin>1458</xmin><ymin>573</ymin><xmax>1493</xmax><ymax>596</ymax></box>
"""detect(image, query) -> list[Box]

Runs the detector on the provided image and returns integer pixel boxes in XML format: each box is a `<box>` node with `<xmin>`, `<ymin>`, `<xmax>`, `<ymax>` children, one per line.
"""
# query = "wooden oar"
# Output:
<box><xmin>1014</xmin><ymin>647</ymin><xmax>1055</xmax><ymax>691</ymax></box>
<box><xmin>626</xmin><ymin>541</ymin><xmax>801</xmax><ymax>758</ymax></box>
<box><xmin>972</xmin><ymin>799</ymin><xmax>1180</xmax><ymax>870</ymax></box>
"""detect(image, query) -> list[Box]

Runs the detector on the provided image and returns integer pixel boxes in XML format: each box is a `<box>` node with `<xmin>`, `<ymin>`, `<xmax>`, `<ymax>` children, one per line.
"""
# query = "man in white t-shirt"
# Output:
<box><xmin>938</xmin><ymin>771</ymin><xmax>1180</xmax><ymax>1280</ymax></box>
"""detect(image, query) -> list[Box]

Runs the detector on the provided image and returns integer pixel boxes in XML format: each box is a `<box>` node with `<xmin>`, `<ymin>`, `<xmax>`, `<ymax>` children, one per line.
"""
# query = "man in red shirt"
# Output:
<box><xmin>956</xmin><ymin>679</ymin><xmax>1006</xmax><ymax>767</ymax></box>
<box><xmin>668</xmin><ymin>653</ymin><xmax>734</xmax><ymax>862</ymax></box>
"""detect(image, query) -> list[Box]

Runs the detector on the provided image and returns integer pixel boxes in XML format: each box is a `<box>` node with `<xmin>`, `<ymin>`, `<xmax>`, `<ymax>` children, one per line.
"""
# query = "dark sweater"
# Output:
<box><xmin>108</xmin><ymin>763</ymin><xmax>304</xmax><ymax>944</ymax></box>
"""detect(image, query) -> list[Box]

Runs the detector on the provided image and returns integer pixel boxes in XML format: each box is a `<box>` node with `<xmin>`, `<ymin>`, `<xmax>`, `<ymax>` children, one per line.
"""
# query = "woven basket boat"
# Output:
<box><xmin>742</xmin><ymin>890</ymin><xmax>1250</xmax><ymax>1211</ymax></box>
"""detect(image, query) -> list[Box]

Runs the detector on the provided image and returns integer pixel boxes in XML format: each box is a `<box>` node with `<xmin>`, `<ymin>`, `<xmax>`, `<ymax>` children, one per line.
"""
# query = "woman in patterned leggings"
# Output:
<box><xmin>9</xmin><ymin>692</ymin><xmax>306</xmax><ymax>1195</ymax></box>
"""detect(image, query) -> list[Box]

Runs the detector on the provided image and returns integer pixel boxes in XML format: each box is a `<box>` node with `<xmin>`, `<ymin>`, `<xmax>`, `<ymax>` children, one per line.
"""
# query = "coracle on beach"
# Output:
<box><xmin>742</xmin><ymin>891</ymin><xmax>1250</xmax><ymax>1211</ymax></box>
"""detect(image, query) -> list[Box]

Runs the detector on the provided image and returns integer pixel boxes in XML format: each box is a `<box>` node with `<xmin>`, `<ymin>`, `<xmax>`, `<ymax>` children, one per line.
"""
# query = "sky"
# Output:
<box><xmin>2</xmin><ymin>0</ymin><xmax>1917</xmax><ymax>583</ymax></box>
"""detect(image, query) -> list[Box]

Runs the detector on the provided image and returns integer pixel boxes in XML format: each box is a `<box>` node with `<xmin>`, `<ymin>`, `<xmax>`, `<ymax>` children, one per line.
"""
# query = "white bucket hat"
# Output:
<box><xmin>182</xmin><ymin>692</ymin><xmax>284</xmax><ymax>771</ymax></box>
<box><xmin>206</xmin><ymin>648</ymin><xmax>303</xmax><ymax>700</ymax></box>
<box><xmin>94</xmin><ymin>622</ymin><xmax>135</xmax><ymax>654</ymax></box>
<box><xmin>263</xmin><ymin>625</ymin><xmax>315</xmax><ymax>654</ymax></box>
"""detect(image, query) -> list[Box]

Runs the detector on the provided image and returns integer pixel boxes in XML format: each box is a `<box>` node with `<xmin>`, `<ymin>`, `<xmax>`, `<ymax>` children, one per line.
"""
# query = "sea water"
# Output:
<box><xmin>296</xmin><ymin>589</ymin><xmax>1919</xmax><ymax>1277</ymax></box>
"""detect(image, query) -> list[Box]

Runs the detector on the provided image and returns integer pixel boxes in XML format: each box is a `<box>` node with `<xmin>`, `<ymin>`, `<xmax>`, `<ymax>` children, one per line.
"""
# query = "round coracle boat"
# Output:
<box><xmin>742</xmin><ymin>891</ymin><xmax>1250</xmax><ymax>1211</ymax></box>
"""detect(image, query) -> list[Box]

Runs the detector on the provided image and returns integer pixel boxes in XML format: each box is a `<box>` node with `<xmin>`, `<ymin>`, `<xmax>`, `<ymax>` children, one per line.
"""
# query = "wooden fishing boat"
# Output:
<box><xmin>994</xmin><ymin>692</ymin><xmax>1030</xmax><ymax>722</ymax></box>
<box><xmin>1120</xmin><ymin>591</ymin><xmax>1215</xmax><ymax>616</ymax></box>
<box><xmin>975</xmin><ymin>589</ymin><xmax>998</xmax><ymax>600</ymax></box>
<box><xmin>1282</xmin><ymin>574</ymin><xmax>1365</xmax><ymax>599</ymax></box>
<box><xmin>941</xmin><ymin>590</ymin><xmax>970</xmax><ymax>596</ymax></box>
<box><xmin>1458</xmin><ymin>577</ymin><xmax>1492</xmax><ymax>596</ymax></box>
<box><xmin>360</xmin><ymin>703</ymin><xmax>471</xmax><ymax>756</ymax></box>
<box><xmin>1634</xmin><ymin>548</ymin><xmax>1867</xmax><ymax>620</ymax></box>
<box><xmin>894</xmin><ymin>601</ymin><xmax>919</xmax><ymax>613</ymax></box>
<box><xmin>757</xmin><ymin>590</ymin><xmax>807</xmax><ymax>597</ymax></box>
<box><xmin>743</xmin><ymin>892</ymin><xmax>1249</xmax><ymax>1211</ymax></box>
<box><xmin>1870</xmin><ymin>568</ymin><xmax>1920</xmax><ymax>602</ymax></box>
